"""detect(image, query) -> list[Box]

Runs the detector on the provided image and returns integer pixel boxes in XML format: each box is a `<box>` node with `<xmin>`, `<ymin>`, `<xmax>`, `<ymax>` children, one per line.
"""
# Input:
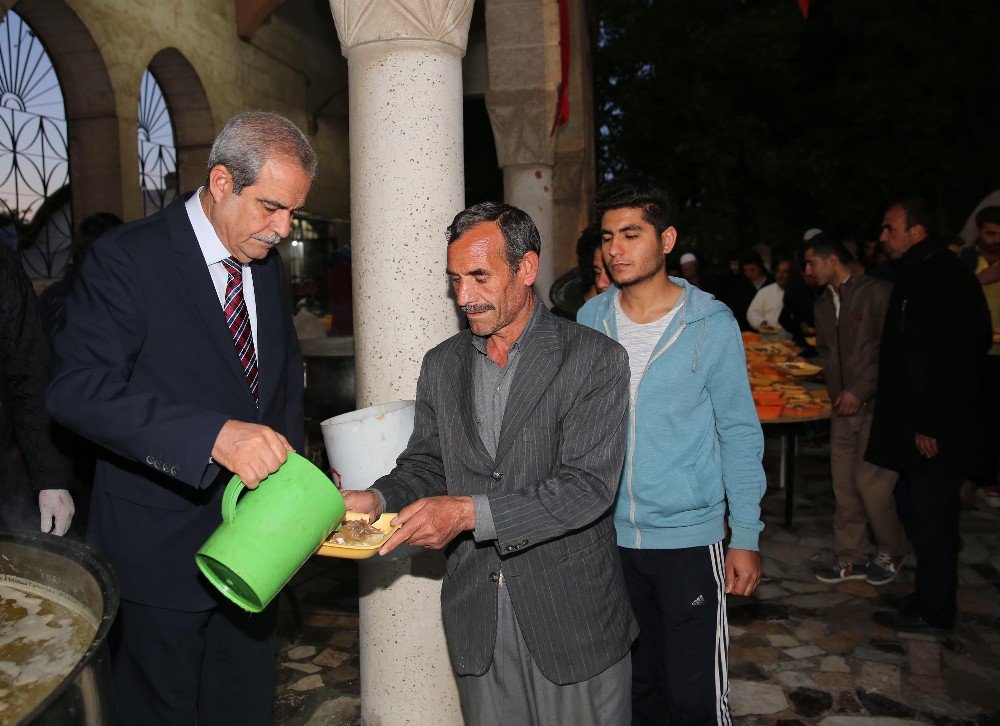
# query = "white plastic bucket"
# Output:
<box><xmin>320</xmin><ymin>400</ymin><xmax>415</xmax><ymax>491</ymax></box>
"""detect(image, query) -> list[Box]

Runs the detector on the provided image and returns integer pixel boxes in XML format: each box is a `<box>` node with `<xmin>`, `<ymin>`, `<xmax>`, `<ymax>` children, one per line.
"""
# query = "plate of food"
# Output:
<box><xmin>316</xmin><ymin>512</ymin><xmax>400</xmax><ymax>559</ymax></box>
<box><xmin>775</xmin><ymin>360</ymin><xmax>822</xmax><ymax>377</ymax></box>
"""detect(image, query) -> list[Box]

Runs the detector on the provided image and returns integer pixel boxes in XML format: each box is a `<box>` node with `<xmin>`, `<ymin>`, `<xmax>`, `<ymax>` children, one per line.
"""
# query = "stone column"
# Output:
<box><xmin>485</xmin><ymin>0</ymin><xmax>561</xmax><ymax>306</ymax></box>
<box><xmin>485</xmin><ymin>89</ymin><xmax>558</xmax><ymax>306</ymax></box>
<box><xmin>329</xmin><ymin>3</ymin><xmax>473</xmax><ymax>724</ymax></box>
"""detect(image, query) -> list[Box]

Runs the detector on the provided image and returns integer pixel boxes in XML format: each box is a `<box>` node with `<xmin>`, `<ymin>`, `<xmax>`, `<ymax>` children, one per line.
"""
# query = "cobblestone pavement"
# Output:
<box><xmin>273</xmin><ymin>433</ymin><xmax>1000</xmax><ymax>725</ymax></box>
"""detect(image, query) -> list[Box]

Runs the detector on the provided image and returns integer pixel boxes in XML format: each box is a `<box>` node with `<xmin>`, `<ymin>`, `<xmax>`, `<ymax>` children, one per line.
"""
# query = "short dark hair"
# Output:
<box><xmin>595</xmin><ymin>175</ymin><xmax>678</xmax><ymax>235</ymax></box>
<box><xmin>806</xmin><ymin>236</ymin><xmax>854</xmax><ymax>264</ymax></box>
<box><xmin>975</xmin><ymin>205</ymin><xmax>1000</xmax><ymax>228</ymax></box>
<box><xmin>740</xmin><ymin>249</ymin><xmax>765</xmax><ymax>268</ymax></box>
<box><xmin>446</xmin><ymin>201</ymin><xmax>541</xmax><ymax>272</ymax></box>
<box><xmin>888</xmin><ymin>196</ymin><xmax>935</xmax><ymax>235</ymax></box>
<box><xmin>575</xmin><ymin>223</ymin><xmax>602</xmax><ymax>290</ymax></box>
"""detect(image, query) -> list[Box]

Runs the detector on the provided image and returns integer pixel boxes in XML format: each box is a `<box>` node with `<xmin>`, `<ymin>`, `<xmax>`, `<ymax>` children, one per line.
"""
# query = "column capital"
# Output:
<box><xmin>329</xmin><ymin>0</ymin><xmax>475</xmax><ymax>57</ymax></box>
<box><xmin>485</xmin><ymin>88</ymin><xmax>558</xmax><ymax>168</ymax></box>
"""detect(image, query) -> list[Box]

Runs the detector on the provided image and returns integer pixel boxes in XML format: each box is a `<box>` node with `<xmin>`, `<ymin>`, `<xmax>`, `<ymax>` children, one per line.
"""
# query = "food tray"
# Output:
<box><xmin>775</xmin><ymin>361</ymin><xmax>822</xmax><ymax>377</ymax></box>
<box><xmin>315</xmin><ymin>512</ymin><xmax>399</xmax><ymax>559</ymax></box>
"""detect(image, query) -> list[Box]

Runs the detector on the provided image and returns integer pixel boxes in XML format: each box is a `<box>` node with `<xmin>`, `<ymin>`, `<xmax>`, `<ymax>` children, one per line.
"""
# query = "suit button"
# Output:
<box><xmin>505</xmin><ymin>545</ymin><xmax>515</xmax><ymax>552</ymax></box>
<box><xmin>520</xmin><ymin>540</ymin><xmax>529</xmax><ymax>546</ymax></box>
<box><xmin>490</xmin><ymin>572</ymin><xmax>500</xmax><ymax>582</ymax></box>
<box><xmin>491</xmin><ymin>471</ymin><xmax>501</xmax><ymax>480</ymax></box>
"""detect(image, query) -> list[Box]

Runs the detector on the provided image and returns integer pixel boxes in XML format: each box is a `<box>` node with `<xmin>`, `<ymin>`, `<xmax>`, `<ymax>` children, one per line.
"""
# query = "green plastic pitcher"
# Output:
<box><xmin>196</xmin><ymin>452</ymin><xmax>346</xmax><ymax>612</ymax></box>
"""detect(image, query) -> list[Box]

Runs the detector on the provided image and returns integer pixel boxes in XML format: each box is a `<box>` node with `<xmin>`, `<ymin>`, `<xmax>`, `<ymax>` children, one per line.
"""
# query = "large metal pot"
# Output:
<box><xmin>0</xmin><ymin>531</ymin><xmax>118</xmax><ymax>725</ymax></box>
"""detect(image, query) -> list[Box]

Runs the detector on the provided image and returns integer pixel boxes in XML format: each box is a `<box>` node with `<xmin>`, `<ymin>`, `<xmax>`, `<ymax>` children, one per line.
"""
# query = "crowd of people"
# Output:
<box><xmin>0</xmin><ymin>106</ymin><xmax>996</xmax><ymax>725</ymax></box>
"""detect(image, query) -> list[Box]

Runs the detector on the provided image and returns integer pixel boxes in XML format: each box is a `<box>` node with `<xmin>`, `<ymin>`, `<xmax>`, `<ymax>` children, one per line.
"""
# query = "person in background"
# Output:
<box><xmin>679</xmin><ymin>251</ymin><xmax>714</xmax><ymax>294</ymax></box>
<box><xmin>345</xmin><ymin>201</ymin><xmax>636</xmax><ymax>726</ymax></box>
<box><xmin>720</xmin><ymin>249</ymin><xmax>771</xmax><ymax>331</ymax></box>
<box><xmin>578</xmin><ymin>222</ymin><xmax>612</xmax><ymax>300</ymax></box>
<box><xmin>747</xmin><ymin>258</ymin><xmax>792</xmax><ymax>335</ymax></box>
<box><xmin>0</xmin><ymin>243</ymin><xmax>75</xmax><ymax>535</ymax></box>
<box><xmin>578</xmin><ymin>177</ymin><xmax>765</xmax><ymax>724</ymax></box>
<box><xmin>963</xmin><ymin>206</ymin><xmax>1000</xmax><ymax>508</ymax></box>
<box><xmin>867</xmin><ymin>197</ymin><xmax>991</xmax><ymax>634</ymax></box>
<box><xmin>36</xmin><ymin>212</ymin><xmax>122</xmax><ymax>538</ymax></box>
<box><xmin>47</xmin><ymin>112</ymin><xmax>312</xmax><ymax>724</ymax></box>
<box><xmin>37</xmin><ymin>212</ymin><xmax>123</xmax><ymax>338</ymax></box>
<box><xmin>779</xmin><ymin>256</ymin><xmax>822</xmax><ymax>353</ymax></box>
<box><xmin>805</xmin><ymin>237</ymin><xmax>907</xmax><ymax>586</ymax></box>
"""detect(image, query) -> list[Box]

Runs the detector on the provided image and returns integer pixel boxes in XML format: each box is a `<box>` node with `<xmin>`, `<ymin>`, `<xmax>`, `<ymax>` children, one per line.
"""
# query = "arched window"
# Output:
<box><xmin>137</xmin><ymin>69</ymin><xmax>178</xmax><ymax>216</ymax></box>
<box><xmin>0</xmin><ymin>10</ymin><xmax>72</xmax><ymax>279</ymax></box>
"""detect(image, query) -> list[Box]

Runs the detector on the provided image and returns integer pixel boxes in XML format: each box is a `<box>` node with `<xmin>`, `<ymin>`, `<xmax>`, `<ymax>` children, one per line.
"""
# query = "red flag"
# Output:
<box><xmin>550</xmin><ymin>0</ymin><xmax>571</xmax><ymax>136</ymax></box>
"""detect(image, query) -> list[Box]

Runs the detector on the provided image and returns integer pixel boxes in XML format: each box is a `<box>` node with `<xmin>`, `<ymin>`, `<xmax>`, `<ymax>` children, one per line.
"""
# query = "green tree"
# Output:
<box><xmin>593</xmin><ymin>0</ymin><xmax>1000</xmax><ymax>258</ymax></box>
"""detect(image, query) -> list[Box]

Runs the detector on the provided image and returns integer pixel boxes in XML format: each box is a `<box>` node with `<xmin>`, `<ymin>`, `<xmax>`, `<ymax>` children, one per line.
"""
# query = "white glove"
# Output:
<box><xmin>39</xmin><ymin>489</ymin><xmax>75</xmax><ymax>536</ymax></box>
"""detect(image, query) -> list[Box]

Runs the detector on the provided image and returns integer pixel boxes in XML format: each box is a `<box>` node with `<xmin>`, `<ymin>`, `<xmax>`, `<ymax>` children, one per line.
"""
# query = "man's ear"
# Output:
<box><xmin>661</xmin><ymin>226</ymin><xmax>678</xmax><ymax>255</ymax></box>
<box><xmin>207</xmin><ymin>165</ymin><xmax>233</xmax><ymax>203</ymax></box>
<box><xmin>520</xmin><ymin>251</ymin><xmax>539</xmax><ymax>287</ymax></box>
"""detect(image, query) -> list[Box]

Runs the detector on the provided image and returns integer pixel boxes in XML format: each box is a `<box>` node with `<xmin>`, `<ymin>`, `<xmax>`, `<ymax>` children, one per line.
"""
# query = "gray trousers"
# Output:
<box><xmin>456</xmin><ymin>580</ymin><xmax>631</xmax><ymax>726</ymax></box>
<box><xmin>831</xmin><ymin>412</ymin><xmax>907</xmax><ymax>562</ymax></box>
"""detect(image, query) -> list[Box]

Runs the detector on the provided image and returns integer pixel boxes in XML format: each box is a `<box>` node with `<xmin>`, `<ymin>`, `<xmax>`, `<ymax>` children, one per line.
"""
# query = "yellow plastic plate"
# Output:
<box><xmin>315</xmin><ymin>512</ymin><xmax>399</xmax><ymax>559</ymax></box>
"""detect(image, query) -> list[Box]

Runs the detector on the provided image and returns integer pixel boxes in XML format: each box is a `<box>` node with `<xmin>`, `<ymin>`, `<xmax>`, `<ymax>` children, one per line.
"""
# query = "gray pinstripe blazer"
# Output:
<box><xmin>374</xmin><ymin>304</ymin><xmax>638</xmax><ymax>685</ymax></box>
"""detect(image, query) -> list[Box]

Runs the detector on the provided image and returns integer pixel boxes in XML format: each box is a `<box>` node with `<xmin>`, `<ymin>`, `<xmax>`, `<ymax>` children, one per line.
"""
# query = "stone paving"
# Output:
<box><xmin>273</xmin><ymin>432</ymin><xmax>1000</xmax><ymax>725</ymax></box>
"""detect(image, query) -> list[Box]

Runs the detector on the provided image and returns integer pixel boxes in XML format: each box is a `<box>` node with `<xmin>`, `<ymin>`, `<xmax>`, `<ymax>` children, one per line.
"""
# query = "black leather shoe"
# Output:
<box><xmin>873</xmin><ymin>610</ymin><xmax>953</xmax><ymax>634</ymax></box>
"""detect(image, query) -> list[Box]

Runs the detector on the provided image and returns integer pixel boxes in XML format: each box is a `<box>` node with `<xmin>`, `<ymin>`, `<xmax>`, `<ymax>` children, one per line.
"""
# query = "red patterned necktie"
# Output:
<box><xmin>222</xmin><ymin>256</ymin><xmax>259</xmax><ymax>403</ymax></box>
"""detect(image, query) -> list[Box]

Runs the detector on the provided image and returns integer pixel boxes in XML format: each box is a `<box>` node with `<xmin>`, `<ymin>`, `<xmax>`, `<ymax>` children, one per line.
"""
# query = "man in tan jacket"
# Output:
<box><xmin>805</xmin><ymin>236</ymin><xmax>908</xmax><ymax>586</ymax></box>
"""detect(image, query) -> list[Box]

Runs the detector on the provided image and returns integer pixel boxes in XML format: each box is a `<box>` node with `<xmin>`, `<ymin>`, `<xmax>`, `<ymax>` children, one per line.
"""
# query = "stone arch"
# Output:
<box><xmin>146</xmin><ymin>48</ymin><xmax>214</xmax><ymax>195</ymax></box>
<box><xmin>11</xmin><ymin>0</ymin><xmax>123</xmax><ymax>223</ymax></box>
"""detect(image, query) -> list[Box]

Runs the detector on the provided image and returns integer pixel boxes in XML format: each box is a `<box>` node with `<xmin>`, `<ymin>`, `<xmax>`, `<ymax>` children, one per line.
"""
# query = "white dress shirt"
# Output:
<box><xmin>185</xmin><ymin>189</ymin><xmax>259</xmax><ymax>353</ymax></box>
<box><xmin>746</xmin><ymin>282</ymin><xmax>785</xmax><ymax>334</ymax></box>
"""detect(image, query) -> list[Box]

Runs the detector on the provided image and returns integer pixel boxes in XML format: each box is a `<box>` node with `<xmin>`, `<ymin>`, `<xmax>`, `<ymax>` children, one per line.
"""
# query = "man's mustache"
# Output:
<box><xmin>461</xmin><ymin>304</ymin><xmax>495</xmax><ymax>314</ymax></box>
<box><xmin>252</xmin><ymin>232</ymin><xmax>281</xmax><ymax>246</ymax></box>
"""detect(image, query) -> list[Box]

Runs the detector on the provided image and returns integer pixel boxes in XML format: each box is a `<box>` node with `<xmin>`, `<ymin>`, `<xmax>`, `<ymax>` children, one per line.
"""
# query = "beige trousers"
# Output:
<box><xmin>830</xmin><ymin>411</ymin><xmax>907</xmax><ymax>563</ymax></box>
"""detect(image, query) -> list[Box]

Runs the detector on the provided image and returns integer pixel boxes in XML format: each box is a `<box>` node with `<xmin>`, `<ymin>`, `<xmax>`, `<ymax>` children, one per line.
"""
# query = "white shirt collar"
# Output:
<box><xmin>185</xmin><ymin>188</ymin><xmax>234</xmax><ymax>266</ymax></box>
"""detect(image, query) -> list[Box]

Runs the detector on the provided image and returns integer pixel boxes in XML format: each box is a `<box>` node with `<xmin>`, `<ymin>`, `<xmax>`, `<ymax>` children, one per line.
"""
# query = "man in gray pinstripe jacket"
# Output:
<box><xmin>344</xmin><ymin>202</ymin><xmax>637</xmax><ymax>725</ymax></box>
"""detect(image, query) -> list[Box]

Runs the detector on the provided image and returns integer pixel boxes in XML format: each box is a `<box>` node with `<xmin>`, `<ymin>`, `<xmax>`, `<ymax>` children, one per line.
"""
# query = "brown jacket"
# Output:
<box><xmin>813</xmin><ymin>273</ymin><xmax>891</xmax><ymax>409</ymax></box>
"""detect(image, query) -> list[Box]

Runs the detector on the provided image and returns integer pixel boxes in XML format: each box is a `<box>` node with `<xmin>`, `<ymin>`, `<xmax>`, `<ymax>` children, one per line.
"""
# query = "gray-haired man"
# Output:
<box><xmin>345</xmin><ymin>201</ymin><xmax>637</xmax><ymax>725</ymax></box>
<box><xmin>47</xmin><ymin>112</ymin><xmax>314</xmax><ymax>724</ymax></box>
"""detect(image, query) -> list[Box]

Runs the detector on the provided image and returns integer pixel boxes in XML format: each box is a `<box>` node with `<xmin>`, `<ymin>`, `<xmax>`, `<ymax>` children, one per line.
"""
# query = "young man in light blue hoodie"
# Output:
<box><xmin>577</xmin><ymin>177</ymin><xmax>766</xmax><ymax>725</ymax></box>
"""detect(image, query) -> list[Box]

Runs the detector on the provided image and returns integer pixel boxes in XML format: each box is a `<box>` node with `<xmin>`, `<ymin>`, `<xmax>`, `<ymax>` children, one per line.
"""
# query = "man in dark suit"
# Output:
<box><xmin>46</xmin><ymin>112</ymin><xmax>314</xmax><ymax>724</ymax></box>
<box><xmin>344</xmin><ymin>202</ymin><xmax>637</xmax><ymax>725</ymax></box>
<box><xmin>867</xmin><ymin>197</ymin><xmax>991</xmax><ymax>634</ymax></box>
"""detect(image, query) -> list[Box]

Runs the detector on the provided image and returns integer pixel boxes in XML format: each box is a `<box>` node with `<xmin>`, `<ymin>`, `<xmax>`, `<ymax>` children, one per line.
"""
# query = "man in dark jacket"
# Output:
<box><xmin>0</xmin><ymin>243</ymin><xmax>74</xmax><ymax>534</ymax></box>
<box><xmin>867</xmin><ymin>197</ymin><xmax>992</xmax><ymax>633</ymax></box>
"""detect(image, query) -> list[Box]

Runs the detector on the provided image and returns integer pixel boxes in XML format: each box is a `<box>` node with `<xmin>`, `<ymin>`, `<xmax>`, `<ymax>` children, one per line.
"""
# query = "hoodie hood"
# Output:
<box><xmin>585</xmin><ymin>276</ymin><xmax>732</xmax><ymax>326</ymax></box>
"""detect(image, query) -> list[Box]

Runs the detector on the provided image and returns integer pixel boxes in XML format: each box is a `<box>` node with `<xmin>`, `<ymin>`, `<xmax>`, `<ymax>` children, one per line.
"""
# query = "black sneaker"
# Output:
<box><xmin>815</xmin><ymin>560</ymin><xmax>869</xmax><ymax>584</ymax></box>
<box><xmin>866</xmin><ymin>553</ymin><xmax>905</xmax><ymax>586</ymax></box>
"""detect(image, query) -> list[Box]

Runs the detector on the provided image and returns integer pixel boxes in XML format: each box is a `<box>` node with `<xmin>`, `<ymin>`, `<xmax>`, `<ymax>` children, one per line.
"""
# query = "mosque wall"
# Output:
<box><xmin>8</xmin><ymin>0</ymin><xmax>349</xmax><ymax>225</ymax></box>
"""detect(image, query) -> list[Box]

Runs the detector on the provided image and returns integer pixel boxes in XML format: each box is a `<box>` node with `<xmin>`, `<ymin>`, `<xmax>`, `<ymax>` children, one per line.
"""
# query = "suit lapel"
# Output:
<box><xmin>165</xmin><ymin>197</ymin><xmax>257</xmax><ymax>408</ymax></box>
<box><xmin>452</xmin><ymin>336</ymin><xmax>495</xmax><ymax>467</ymax></box>
<box><xmin>494</xmin><ymin>306</ymin><xmax>561</xmax><ymax>464</ymax></box>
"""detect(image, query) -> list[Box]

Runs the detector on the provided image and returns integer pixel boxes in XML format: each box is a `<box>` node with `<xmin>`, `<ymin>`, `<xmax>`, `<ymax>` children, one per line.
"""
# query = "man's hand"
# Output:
<box><xmin>379</xmin><ymin>496</ymin><xmax>475</xmax><ymax>556</ymax></box>
<box><xmin>834</xmin><ymin>389</ymin><xmax>862</xmax><ymax>416</ymax></box>
<box><xmin>343</xmin><ymin>490</ymin><xmax>383</xmax><ymax>521</ymax></box>
<box><xmin>39</xmin><ymin>489</ymin><xmax>74</xmax><ymax>536</ymax></box>
<box><xmin>211</xmin><ymin>420</ymin><xmax>293</xmax><ymax>488</ymax></box>
<box><xmin>725</xmin><ymin>548</ymin><xmax>761</xmax><ymax>597</ymax></box>
<box><xmin>977</xmin><ymin>264</ymin><xmax>1000</xmax><ymax>285</ymax></box>
<box><xmin>915</xmin><ymin>433</ymin><xmax>939</xmax><ymax>458</ymax></box>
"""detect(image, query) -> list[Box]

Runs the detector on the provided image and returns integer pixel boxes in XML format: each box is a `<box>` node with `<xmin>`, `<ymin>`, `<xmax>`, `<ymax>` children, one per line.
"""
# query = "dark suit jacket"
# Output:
<box><xmin>47</xmin><ymin>196</ymin><xmax>304</xmax><ymax>611</ymax></box>
<box><xmin>374</xmin><ymin>304</ymin><xmax>637</xmax><ymax>685</ymax></box>
<box><xmin>866</xmin><ymin>238</ymin><xmax>991</xmax><ymax>476</ymax></box>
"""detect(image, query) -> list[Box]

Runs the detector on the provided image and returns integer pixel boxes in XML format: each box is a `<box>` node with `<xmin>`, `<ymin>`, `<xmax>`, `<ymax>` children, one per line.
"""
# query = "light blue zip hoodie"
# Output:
<box><xmin>577</xmin><ymin>278</ymin><xmax>766</xmax><ymax>551</ymax></box>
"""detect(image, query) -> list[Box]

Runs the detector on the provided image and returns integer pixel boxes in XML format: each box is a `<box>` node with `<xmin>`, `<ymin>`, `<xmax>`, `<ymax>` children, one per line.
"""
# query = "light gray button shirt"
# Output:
<box><xmin>469</xmin><ymin>301</ymin><xmax>540</xmax><ymax>541</ymax></box>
